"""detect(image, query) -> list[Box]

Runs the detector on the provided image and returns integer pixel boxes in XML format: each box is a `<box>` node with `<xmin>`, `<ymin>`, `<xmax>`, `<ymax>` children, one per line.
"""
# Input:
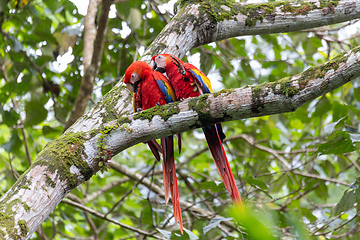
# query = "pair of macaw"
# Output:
<box><xmin>124</xmin><ymin>54</ymin><xmax>242</xmax><ymax>234</ymax></box>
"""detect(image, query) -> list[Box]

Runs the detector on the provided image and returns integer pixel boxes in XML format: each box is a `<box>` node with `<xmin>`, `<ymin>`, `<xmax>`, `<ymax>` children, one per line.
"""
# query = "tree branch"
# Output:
<box><xmin>65</xmin><ymin>0</ymin><xmax>112</xmax><ymax>130</ymax></box>
<box><xmin>61</xmin><ymin>199</ymin><xmax>167</xmax><ymax>239</ymax></box>
<box><xmin>143</xmin><ymin>0</ymin><xmax>360</xmax><ymax>59</ymax></box>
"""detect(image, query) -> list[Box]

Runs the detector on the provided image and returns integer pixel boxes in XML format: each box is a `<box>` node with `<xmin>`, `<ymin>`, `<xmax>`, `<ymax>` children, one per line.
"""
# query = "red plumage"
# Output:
<box><xmin>124</xmin><ymin>61</ymin><xmax>183</xmax><ymax>233</ymax></box>
<box><xmin>152</xmin><ymin>54</ymin><xmax>243</xmax><ymax>206</ymax></box>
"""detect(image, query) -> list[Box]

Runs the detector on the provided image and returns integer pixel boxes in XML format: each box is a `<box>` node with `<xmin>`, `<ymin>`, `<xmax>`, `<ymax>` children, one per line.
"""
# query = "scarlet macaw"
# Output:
<box><xmin>152</xmin><ymin>54</ymin><xmax>243</xmax><ymax>206</ymax></box>
<box><xmin>124</xmin><ymin>61</ymin><xmax>183</xmax><ymax>233</ymax></box>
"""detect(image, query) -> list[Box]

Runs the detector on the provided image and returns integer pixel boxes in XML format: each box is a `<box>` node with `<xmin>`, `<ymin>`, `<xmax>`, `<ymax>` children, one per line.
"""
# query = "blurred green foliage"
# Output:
<box><xmin>1</xmin><ymin>0</ymin><xmax>360</xmax><ymax>239</ymax></box>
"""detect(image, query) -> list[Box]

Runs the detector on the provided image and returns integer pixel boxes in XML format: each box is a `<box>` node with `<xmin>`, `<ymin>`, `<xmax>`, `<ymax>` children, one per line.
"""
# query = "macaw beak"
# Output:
<box><xmin>151</xmin><ymin>60</ymin><xmax>166</xmax><ymax>73</ymax></box>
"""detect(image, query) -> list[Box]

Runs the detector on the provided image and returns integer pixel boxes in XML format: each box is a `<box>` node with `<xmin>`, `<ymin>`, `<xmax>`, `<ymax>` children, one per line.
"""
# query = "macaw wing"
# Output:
<box><xmin>155</xmin><ymin>76</ymin><xmax>176</xmax><ymax>103</ymax></box>
<box><xmin>187</xmin><ymin>68</ymin><xmax>213</xmax><ymax>94</ymax></box>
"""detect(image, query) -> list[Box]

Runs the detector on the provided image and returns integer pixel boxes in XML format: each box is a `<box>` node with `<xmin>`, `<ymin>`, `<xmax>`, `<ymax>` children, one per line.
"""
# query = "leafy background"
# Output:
<box><xmin>1</xmin><ymin>0</ymin><xmax>360</xmax><ymax>239</ymax></box>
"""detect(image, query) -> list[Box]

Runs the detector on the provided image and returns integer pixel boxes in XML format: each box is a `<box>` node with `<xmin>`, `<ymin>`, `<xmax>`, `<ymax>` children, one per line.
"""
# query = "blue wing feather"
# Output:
<box><xmin>156</xmin><ymin>79</ymin><xmax>176</xmax><ymax>103</ymax></box>
<box><xmin>188</xmin><ymin>68</ymin><xmax>212</xmax><ymax>94</ymax></box>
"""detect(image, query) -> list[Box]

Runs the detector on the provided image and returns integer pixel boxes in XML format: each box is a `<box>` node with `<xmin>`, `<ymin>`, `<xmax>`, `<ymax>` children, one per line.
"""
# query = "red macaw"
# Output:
<box><xmin>152</xmin><ymin>54</ymin><xmax>243</xmax><ymax>206</ymax></box>
<box><xmin>124</xmin><ymin>61</ymin><xmax>183</xmax><ymax>233</ymax></box>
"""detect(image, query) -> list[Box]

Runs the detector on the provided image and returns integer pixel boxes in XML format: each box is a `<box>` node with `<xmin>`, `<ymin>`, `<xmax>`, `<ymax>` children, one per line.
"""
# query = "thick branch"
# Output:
<box><xmin>143</xmin><ymin>0</ymin><xmax>360</xmax><ymax>59</ymax></box>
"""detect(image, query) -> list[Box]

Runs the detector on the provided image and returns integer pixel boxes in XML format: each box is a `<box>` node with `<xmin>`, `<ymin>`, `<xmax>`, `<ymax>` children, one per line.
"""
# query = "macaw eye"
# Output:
<box><xmin>131</xmin><ymin>74</ymin><xmax>135</xmax><ymax>78</ymax></box>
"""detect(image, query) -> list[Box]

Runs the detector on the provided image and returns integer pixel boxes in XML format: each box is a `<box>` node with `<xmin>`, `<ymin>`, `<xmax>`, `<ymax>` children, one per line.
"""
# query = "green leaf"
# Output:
<box><xmin>42</xmin><ymin>125</ymin><xmax>62</xmax><ymax>138</ymax></box>
<box><xmin>1</xmin><ymin>131</ymin><xmax>22</xmax><ymax>153</ymax></box>
<box><xmin>314</xmin><ymin>181</ymin><xmax>328</xmax><ymax>201</ymax></box>
<box><xmin>332</xmin><ymin>101</ymin><xmax>348</xmax><ymax>121</ymax></box>
<box><xmin>241</xmin><ymin>60</ymin><xmax>254</xmax><ymax>78</ymax></box>
<box><xmin>312</xmin><ymin>96</ymin><xmax>331</xmax><ymax>118</ymax></box>
<box><xmin>197</xmin><ymin>181</ymin><xmax>224</xmax><ymax>193</ymax></box>
<box><xmin>285</xmin><ymin>211</ymin><xmax>310</xmax><ymax>240</ymax></box>
<box><xmin>24</xmin><ymin>99</ymin><xmax>48</xmax><ymax>126</ymax></box>
<box><xmin>317</xmin><ymin>133</ymin><xmax>357</xmax><ymax>155</ymax></box>
<box><xmin>231</xmin><ymin>205</ymin><xmax>277</xmax><ymax>240</ymax></box>
<box><xmin>333</xmin><ymin>188</ymin><xmax>360</xmax><ymax>215</ymax></box>
<box><xmin>9</xmin><ymin>35</ymin><xmax>23</xmax><ymax>52</ymax></box>
<box><xmin>354</xmin><ymin>87</ymin><xmax>360</xmax><ymax>102</ymax></box>
<box><xmin>247</xmin><ymin>176</ymin><xmax>268</xmax><ymax>190</ymax></box>
<box><xmin>2</xmin><ymin>110</ymin><xmax>19</xmax><ymax>127</ymax></box>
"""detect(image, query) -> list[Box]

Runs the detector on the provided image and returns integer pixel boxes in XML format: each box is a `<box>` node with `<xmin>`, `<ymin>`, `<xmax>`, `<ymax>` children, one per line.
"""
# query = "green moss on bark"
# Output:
<box><xmin>100</xmin><ymin>85</ymin><xmax>129</xmax><ymax>123</ymax></box>
<box><xmin>45</xmin><ymin>174</ymin><xmax>56</xmax><ymax>188</ymax></box>
<box><xmin>320</xmin><ymin>0</ymin><xmax>340</xmax><ymax>8</ymax></box>
<box><xmin>178</xmin><ymin>0</ymin><xmax>340</xmax><ymax>28</ymax></box>
<box><xmin>250</xmin><ymin>45</ymin><xmax>359</xmax><ymax>114</ymax></box>
<box><xmin>17</xmin><ymin>220</ymin><xmax>28</xmax><ymax>237</ymax></box>
<box><xmin>213</xmin><ymin>89</ymin><xmax>233</xmax><ymax>97</ymax></box>
<box><xmin>188</xmin><ymin>94</ymin><xmax>212</xmax><ymax>127</ymax></box>
<box><xmin>133</xmin><ymin>102</ymin><xmax>180</xmax><ymax>122</ymax></box>
<box><xmin>0</xmin><ymin>207</ymin><xmax>28</xmax><ymax>238</ymax></box>
<box><xmin>33</xmin><ymin>131</ymin><xmax>92</xmax><ymax>189</ymax></box>
<box><xmin>0</xmin><ymin>212</ymin><xmax>14</xmax><ymax>238</ymax></box>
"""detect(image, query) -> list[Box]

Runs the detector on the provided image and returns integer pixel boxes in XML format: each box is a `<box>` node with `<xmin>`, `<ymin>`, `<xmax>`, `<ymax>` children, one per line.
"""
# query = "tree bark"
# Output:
<box><xmin>1</xmin><ymin>0</ymin><xmax>360</xmax><ymax>239</ymax></box>
<box><xmin>65</xmin><ymin>0</ymin><xmax>112</xmax><ymax>130</ymax></box>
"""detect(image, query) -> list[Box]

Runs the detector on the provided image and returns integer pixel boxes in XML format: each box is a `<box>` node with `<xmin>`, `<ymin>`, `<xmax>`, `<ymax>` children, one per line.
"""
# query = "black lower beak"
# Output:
<box><xmin>133</xmin><ymin>81</ymin><xmax>140</xmax><ymax>91</ymax></box>
<box><xmin>155</xmin><ymin>67</ymin><xmax>166</xmax><ymax>73</ymax></box>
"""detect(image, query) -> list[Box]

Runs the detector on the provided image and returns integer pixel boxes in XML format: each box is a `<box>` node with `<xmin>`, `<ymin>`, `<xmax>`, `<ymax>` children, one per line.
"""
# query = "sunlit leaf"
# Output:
<box><xmin>203</xmin><ymin>217</ymin><xmax>233</xmax><ymax>234</ymax></box>
<box><xmin>183</xmin><ymin>228</ymin><xmax>199</xmax><ymax>240</ymax></box>
<box><xmin>127</xmin><ymin>8</ymin><xmax>142</xmax><ymax>30</ymax></box>
<box><xmin>323</xmin><ymin>117</ymin><xmax>346</xmax><ymax>135</ymax></box>
<box><xmin>157</xmin><ymin>228</ymin><xmax>172</xmax><ymax>239</ymax></box>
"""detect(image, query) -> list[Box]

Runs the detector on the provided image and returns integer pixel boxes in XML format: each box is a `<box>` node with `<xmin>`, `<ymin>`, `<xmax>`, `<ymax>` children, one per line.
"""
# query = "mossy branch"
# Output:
<box><xmin>143</xmin><ymin>0</ymin><xmax>360</xmax><ymax>60</ymax></box>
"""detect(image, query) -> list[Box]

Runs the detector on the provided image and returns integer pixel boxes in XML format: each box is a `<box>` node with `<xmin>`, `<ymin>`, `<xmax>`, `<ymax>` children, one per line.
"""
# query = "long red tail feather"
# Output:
<box><xmin>177</xmin><ymin>133</ymin><xmax>182</xmax><ymax>154</ymax></box>
<box><xmin>161</xmin><ymin>136</ymin><xmax>183</xmax><ymax>233</ymax></box>
<box><xmin>203</xmin><ymin>125</ymin><xmax>243</xmax><ymax>206</ymax></box>
<box><xmin>147</xmin><ymin>140</ymin><xmax>162</xmax><ymax>161</ymax></box>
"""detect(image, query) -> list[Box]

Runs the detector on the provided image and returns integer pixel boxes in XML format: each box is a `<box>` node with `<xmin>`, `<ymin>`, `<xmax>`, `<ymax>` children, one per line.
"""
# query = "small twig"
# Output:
<box><xmin>104</xmin><ymin>163</ymin><xmax>156</xmax><ymax>218</ymax></box>
<box><xmin>62</xmin><ymin>199</ymin><xmax>167</xmax><ymax>239</ymax></box>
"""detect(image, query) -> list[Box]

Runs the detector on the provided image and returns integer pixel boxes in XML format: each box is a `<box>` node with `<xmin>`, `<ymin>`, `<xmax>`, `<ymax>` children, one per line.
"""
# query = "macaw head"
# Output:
<box><xmin>152</xmin><ymin>54</ymin><xmax>184</xmax><ymax>73</ymax></box>
<box><xmin>151</xmin><ymin>54</ymin><xmax>168</xmax><ymax>73</ymax></box>
<box><xmin>124</xmin><ymin>61</ymin><xmax>151</xmax><ymax>92</ymax></box>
